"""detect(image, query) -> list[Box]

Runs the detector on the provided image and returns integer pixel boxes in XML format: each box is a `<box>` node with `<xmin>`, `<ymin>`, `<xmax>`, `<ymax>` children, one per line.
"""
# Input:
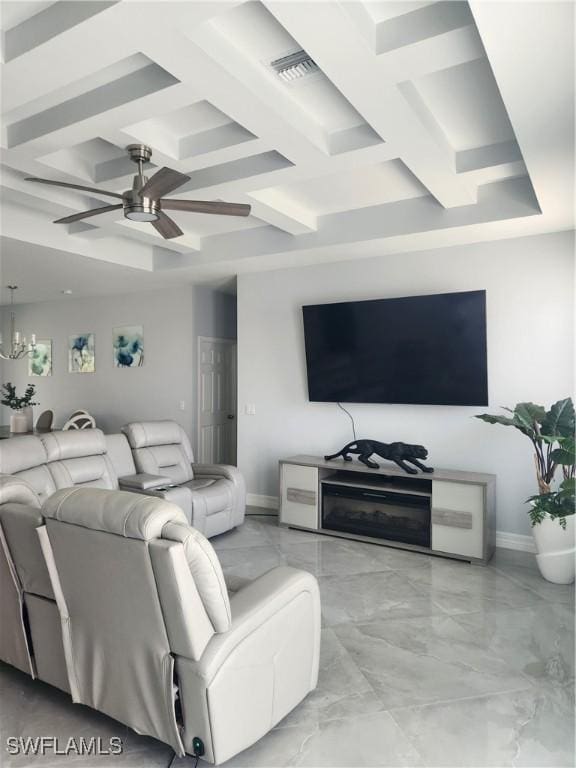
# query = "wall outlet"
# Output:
<box><xmin>179</xmin><ymin>400</ymin><xmax>186</xmax><ymax>411</ymax></box>
<box><xmin>245</xmin><ymin>403</ymin><xmax>256</xmax><ymax>415</ymax></box>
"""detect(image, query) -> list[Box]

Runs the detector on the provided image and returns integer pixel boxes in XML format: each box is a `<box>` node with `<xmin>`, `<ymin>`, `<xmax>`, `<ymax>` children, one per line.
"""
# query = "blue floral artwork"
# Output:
<box><xmin>29</xmin><ymin>339</ymin><xmax>52</xmax><ymax>377</ymax></box>
<box><xmin>113</xmin><ymin>325</ymin><xmax>144</xmax><ymax>368</ymax></box>
<box><xmin>68</xmin><ymin>333</ymin><xmax>95</xmax><ymax>373</ymax></box>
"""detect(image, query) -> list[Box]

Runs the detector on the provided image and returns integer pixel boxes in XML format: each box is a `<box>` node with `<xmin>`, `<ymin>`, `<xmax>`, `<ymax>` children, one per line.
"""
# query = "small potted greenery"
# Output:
<box><xmin>476</xmin><ymin>399</ymin><xmax>575</xmax><ymax>583</ymax></box>
<box><xmin>1</xmin><ymin>382</ymin><xmax>39</xmax><ymax>434</ymax></box>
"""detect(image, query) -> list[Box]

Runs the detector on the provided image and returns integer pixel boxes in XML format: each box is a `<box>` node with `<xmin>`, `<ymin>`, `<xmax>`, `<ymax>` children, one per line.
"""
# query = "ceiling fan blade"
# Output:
<box><xmin>54</xmin><ymin>204</ymin><xmax>123</xmax><ymax>224</ymax></box>
<box><xmin>140</xmin><ymin>167</ymin><xmax>190</xmax><ymax>199</ymax></box>
<box><xmin>161</xmin><ymin>199</ymin><xmax>251</xmax><ymax>217</ymax></box>
<box><xmin>26</xmin><ymin>177</ymin><xmax>124</xmax><ymax>199</ymax></box>
<box><xmin>152</xmin><ymin>211</ymin><xmax>183</xmax><ymax>239</ymax></box>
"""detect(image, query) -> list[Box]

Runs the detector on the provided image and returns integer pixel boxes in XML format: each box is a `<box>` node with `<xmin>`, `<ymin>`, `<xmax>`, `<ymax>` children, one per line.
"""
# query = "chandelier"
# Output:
<box><xmin>0</xmin><ymin>286</ymin><xmax>37</xmax><ymax>360</ymax></box>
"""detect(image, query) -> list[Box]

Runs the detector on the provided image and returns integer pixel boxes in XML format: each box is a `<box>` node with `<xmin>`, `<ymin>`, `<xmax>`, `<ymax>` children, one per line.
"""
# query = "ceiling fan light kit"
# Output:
<box><xmin>25</xmin><ymin>144</ymin><xmax>251</xmax><ymax>239</ymax></box>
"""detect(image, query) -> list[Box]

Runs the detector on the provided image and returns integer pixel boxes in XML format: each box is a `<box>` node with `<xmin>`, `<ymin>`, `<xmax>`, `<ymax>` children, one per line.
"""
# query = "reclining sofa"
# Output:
<box><xmin>0</xmin><ymin>421</ymin><xmax>245</xmax><ymax>535</ymax></box>
<box><xmin>0</xmin><ymin>433</ymin><xmax>320</xmax><ymax>763</ymax></box>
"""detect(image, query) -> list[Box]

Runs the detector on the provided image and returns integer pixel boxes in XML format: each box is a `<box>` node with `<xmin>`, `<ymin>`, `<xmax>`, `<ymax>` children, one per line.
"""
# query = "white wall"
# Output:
<box><xmin>1</xmin><ymin>285</ymin><xmax>236</xmax><ymax>449</ymax></box>
<box><xmin>237</xmin><ymin>230</ymin><xmax>574</xmax><ymax>536</ymax></box>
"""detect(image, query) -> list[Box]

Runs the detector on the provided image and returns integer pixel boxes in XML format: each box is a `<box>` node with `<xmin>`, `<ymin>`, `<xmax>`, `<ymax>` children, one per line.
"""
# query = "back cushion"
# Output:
<box><xmin>41</xmin><ymin>512</ymin><xmax>184</xmax><ymax>753</ymax></box>
<box><xmin>0</xmin><ymin>476</ymin><xmax>52</xmax><ymax>598</ymax></box>
<box><xmin>105</xmin><ymin>434</ymin><xmax>136</xmax><ymax>477</ymax></box>
<box><xmin>0</xmin><ymin>436</ymin><xmax>55</xmax><ymax>502</ymax></box>
<box><xmin>123</xmin><ymin>421</ymin><xmax>194</xmax><ymax>483</ymax></box>
<box><xmin>132</xmin><ymin>446</ymin><xmax>193</xmax><ymax>484</ymax></box>
<box><xmin>42</xmin><ymin>430</ymin><xmax>118</xmax><ymax>491</ymax></box>
<box><xmin>41</xmin><ymin>429</ymin><xmax>107</xmax><ymax>461</ymax></box>
<box><xmin>48</xmin><ymin>457</ymin><xmax>117</xmax><ymax>490</ymax></box>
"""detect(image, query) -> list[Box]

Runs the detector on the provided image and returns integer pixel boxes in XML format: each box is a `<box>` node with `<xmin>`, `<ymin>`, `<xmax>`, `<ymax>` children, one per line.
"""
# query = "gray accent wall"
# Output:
<box><xmin>236</xmin><ymin>230</ymin><xmax>574</xmax><ymax>536</ymax></box>
<box><xmin>0</xmin><ymin>286</ymin><xmax>236</xmax><ymax>452</ymax></box>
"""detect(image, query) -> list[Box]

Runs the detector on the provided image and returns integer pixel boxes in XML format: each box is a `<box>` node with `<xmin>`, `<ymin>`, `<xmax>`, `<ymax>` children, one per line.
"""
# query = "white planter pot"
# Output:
<box><xmin>23</xmin><ymin>405</ymin><xmax>34</xmax><ymax>431</ymax></box>
<box><xmin>10</xmin><ymin>410</ymin><xmax>28</xmax><ymax>434</ymax></box>
<box><xmin>532</xmin><ymin>514</ymin><xmax>575</xmax><ymax>584</ymax></box>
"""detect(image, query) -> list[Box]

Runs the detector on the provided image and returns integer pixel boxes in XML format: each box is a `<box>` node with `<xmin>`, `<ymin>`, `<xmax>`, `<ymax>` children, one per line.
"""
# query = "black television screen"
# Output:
<box><xmin>302</xmin><ymin>290</ymin><xmax>488</xmax><ymax>406</ymax></box>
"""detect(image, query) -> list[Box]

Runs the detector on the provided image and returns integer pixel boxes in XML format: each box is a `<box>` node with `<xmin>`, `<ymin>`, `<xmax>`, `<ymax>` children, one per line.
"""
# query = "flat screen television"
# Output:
<box><xmin>302</xmin><ymin>290</ymin><xmax>488</xmax><ymax>406</ymax></box>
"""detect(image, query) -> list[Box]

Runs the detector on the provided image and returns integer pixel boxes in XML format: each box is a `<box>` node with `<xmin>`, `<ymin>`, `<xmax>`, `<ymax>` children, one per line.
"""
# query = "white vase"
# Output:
<box><xmin>23</xmin><ymin>405</ymin><xmax>34</xmax><ymax>431</ymax></box>
<box><xmin>10</xmin><ymin>410</ymin><xmax>28</xmax><ymax>434</ymax></box>
<box><xmin>532</xmin><ymin>514</ymin><xmax>575</xmax><ymax>584</ymax></box>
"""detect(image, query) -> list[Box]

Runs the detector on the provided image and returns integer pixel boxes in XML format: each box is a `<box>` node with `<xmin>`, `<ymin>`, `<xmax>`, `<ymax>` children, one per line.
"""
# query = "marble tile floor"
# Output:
<box><xmin>1</xmin><ymin>513</ymin><xmax>573</xmax><ymax>768</ymax></box>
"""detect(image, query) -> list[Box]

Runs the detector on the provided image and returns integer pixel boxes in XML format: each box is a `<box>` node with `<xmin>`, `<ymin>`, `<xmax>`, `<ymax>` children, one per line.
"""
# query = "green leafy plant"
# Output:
<box><xmin>1</xmin><ymin>382</ymin><xmax>39</xmax><ymax>410</ymax></box>
<box><xmin>476</xmin><ymin>398</ymin><xmax>575</xmax><ymax>528</ymax></box>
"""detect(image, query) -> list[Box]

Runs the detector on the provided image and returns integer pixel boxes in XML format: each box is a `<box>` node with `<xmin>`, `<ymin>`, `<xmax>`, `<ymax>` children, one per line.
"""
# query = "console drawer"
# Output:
<box><xmin>280</xmin><ymin>464</ymin><xmax>318</xmax><ymax>530</ymax></box>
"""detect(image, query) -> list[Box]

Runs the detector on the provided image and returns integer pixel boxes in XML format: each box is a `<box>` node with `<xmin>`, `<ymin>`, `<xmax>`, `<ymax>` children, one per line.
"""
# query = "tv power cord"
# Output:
<box><xmin>337</xmin><ymin>401</ymin><xmax>357</xmax><ymax>440</ymax></box>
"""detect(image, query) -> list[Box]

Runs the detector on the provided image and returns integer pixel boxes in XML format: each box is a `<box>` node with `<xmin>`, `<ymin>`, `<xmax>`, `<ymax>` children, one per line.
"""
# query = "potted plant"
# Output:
<box><xmin>476</xmin><ymin>399</ymin><xmax>575</xmax><ymax>584</ymax></box>
<box><xmin>1</xmin><ymin>382</ymin><xmax>39</xmax><ymax>434</ymax></box>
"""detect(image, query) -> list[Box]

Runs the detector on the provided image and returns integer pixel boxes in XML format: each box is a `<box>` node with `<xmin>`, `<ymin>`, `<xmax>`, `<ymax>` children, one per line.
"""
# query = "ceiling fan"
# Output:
<box><xmin>25</xmin><ymin>144</ymin><xmax>251</xmax><ymax>239</ymax></box>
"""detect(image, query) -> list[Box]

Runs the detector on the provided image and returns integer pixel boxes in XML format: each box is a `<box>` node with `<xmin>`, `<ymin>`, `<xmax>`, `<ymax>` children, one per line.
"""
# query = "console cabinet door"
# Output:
<box><xmin>431</xmin><ymin>481</ymin><xmax>484</xmax><ymax>559</ymax></box>
<box><xmin>280</xmin><ymin>464</ymin><xmax>319</xmax><ymax>529</ymax></box>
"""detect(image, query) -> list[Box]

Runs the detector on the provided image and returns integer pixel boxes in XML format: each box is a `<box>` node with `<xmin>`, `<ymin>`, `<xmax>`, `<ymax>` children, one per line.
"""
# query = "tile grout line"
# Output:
<box><xmin>386</xmin><ymin>683</ymin><xmax>540</xmax><ymax>718</ymax></box>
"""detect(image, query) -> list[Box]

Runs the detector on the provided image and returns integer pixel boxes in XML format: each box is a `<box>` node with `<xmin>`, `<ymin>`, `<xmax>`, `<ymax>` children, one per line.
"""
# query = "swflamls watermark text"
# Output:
<box><xmin>6</xmin><ymin>736</ymin><xmax>123</xmax><ymax>757</ymax></box>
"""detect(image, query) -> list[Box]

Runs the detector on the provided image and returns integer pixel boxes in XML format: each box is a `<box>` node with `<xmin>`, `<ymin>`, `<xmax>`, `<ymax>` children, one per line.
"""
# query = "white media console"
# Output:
<box><xmin>279</xmin><ymin>455</ymin><xmax>496</xmax><ymax>565</ymax></box>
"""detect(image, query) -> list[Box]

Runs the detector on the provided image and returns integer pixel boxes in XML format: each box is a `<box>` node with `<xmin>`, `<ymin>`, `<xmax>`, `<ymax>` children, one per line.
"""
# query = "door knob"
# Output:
<box><xmin>227</xmin><ymin>414</ymin><xmax>235</xmax><ymax>420</ymax></box>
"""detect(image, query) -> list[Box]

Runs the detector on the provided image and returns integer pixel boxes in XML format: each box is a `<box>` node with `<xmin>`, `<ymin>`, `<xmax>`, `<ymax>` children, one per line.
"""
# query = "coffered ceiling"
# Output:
<box><xmin>0</xmin><ymin>0</ymin><xmax>573</xmax><ymax>303</ymax></box>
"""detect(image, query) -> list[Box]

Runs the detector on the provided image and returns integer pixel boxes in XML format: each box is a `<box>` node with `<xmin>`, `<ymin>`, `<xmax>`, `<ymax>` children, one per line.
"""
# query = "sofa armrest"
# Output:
<box><xmin>192</xmin><ymin>464</ymin><xmax>242</xmax><ymax>485</ymax></box>
<box><xmin>194</xmin><ymin>566</ymin><xmax>320</xmax><ymax>682</ymax></box>
<box><xmin>118</xmin><ymin>473</ymin><xmax>174</xmax><ymax>491</ymax></box>
<box><xmin>0</xmin><ymin>502</ymin><xmax>53</xmax><ymax>598</ymax></box>
<box><xmin>192</xmin><ymin>464</ymin><xmax>246</xmax><ymax>527</ymax></box>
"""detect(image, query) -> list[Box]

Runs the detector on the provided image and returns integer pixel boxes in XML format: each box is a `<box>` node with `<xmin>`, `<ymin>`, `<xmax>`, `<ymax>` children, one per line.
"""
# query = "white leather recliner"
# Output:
<box><xmin>38</xmin><ymin>487</ymin><xmax>320</xmax><ymax>764</ymax></box>
<box><xmin>0</xmin><ymin>429</ymin><xmax>192</xmax><ymax>690</ymax></box>
<box><xmin>0</xmin><ymin>476</ymin><xmax>46</xmax><ymax>680</ymax></box>
<box><xmin>122</xmin><ymin>421</ymin><xmax>245</xmax><ymax>537</ymax></box>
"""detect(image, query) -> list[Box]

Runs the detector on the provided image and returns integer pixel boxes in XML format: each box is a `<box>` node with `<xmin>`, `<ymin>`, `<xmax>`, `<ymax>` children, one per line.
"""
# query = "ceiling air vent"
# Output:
<box><xmin>270</xmin><ymin>50</ymin><xmax>318</xmax><ymax>81</ymax></box>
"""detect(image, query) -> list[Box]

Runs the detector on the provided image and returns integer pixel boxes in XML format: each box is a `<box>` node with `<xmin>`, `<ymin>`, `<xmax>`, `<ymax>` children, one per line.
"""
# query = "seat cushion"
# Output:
<box><xmin>187</xmin><ymin>478</ymin><xmax>217</xmax><ymax>491</ymax></box>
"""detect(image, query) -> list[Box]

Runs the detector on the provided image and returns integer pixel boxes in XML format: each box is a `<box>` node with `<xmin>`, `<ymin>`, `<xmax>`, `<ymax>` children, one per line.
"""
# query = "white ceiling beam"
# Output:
<box><xmin>242</xmin><ymin>191</ymin><xmax>317</xmax><ymax>235</ymax></box>
<box><xmin>264</xmin><ymin>0</ymin><xmax>476</xmax><ymax>208</ymax></box>
<box><xmin>456</xmin><ymin>140</ymin><xmax>523</xmax><ymax>174</ymax></box>
<box><xmin>0</xmin><ymin>198</ymin><xmax>156</xmax><ymax>270</ymax></box>
<box><xmin>170</xmin><ymin>141</ymin><xmax>398</xmax><ymax>200</ymax></box>
<box><xmin>372</xmin><ymin>0</ymin><xmax>474</xmax><ymax>55</ymax></box>
<box><xmin>195</xmin><ymin>176</ymin><xmax>539</xmax><ymax>266</ymax></box>
<box><xmin>469</xmin><ymin>0</ymin><xmax>574</xmax><ymax>227</ymax></box>
<box><xmin>376</xmin><ymin>24</ymin><xmax>485</xmax><ymax>85</ymax></box>
<box><xmin>1</xmin><ymin>2</ymin><xmax>238</xmax><ymax>115</ymax></box>
<box><xmin>141</xmin><ymin>34</ymin><xmax>325</xmax><ymax>169</ymax></box>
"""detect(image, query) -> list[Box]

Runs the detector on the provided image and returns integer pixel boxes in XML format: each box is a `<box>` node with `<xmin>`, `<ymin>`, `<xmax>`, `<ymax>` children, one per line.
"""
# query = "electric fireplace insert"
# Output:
<box><xmin>322</xmin><ymin>483</ymin><xmax>431</xmax><ymax>548</ymax></box>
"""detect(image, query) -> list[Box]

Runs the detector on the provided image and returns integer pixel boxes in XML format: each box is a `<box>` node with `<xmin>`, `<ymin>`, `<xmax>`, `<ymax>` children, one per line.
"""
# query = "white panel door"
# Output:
<box><xmin>198</xmin><ymin>338</ymin><xmax>237</xmax><ymax>465</ymax></box>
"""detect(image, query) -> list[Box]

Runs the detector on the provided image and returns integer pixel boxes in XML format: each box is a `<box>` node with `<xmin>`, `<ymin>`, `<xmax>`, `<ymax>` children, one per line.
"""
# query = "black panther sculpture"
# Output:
<box><xmin>325</xmin><ymin>439</ymin><xmax>434</xmax><ymax>474</ymax></box>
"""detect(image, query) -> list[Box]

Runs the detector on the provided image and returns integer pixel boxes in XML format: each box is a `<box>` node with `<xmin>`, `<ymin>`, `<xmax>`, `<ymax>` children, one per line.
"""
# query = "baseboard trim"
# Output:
<box><xmin>495</xmin><ymin>531</ymin><xmax>536</xmax><ymax>553</ymax></box>
<box><xmin>246</xmin><ymin>494</ymin><xmax>279</xmax><ymax>511</ymax></box>
<box><xmin>245</xmin><ymin>493</ymin><xmax>535</xmax><ymax>553</ymax></box>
